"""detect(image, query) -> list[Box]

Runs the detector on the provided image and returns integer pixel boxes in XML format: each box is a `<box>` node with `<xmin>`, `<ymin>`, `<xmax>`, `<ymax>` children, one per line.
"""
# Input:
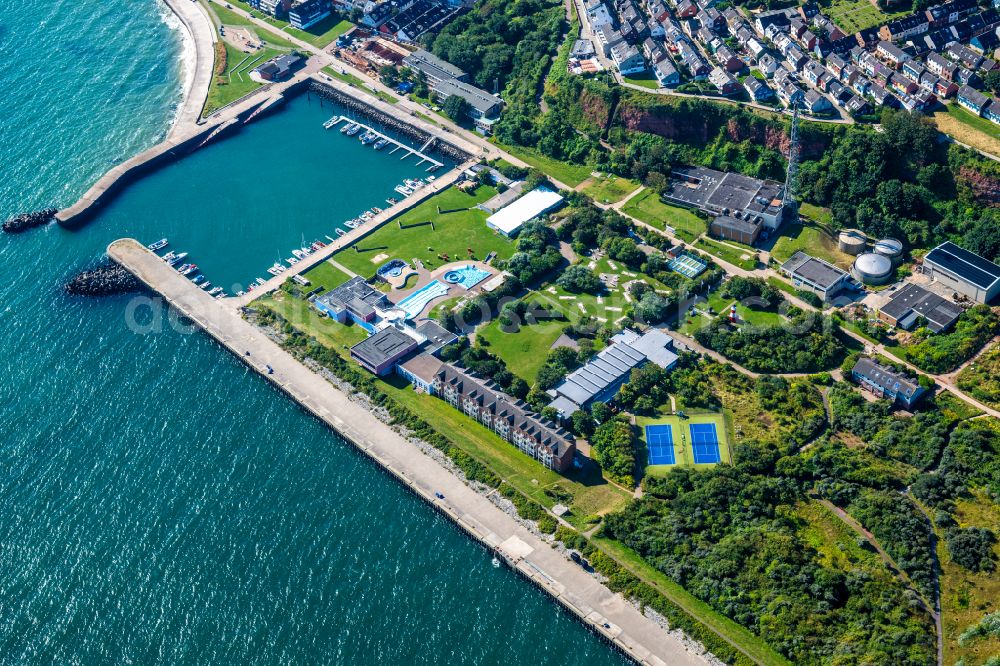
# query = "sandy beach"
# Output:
<box><xmin>160</xmin><ymin>0</ymin><xmax>216</xmax><ymax>137</ymax></box>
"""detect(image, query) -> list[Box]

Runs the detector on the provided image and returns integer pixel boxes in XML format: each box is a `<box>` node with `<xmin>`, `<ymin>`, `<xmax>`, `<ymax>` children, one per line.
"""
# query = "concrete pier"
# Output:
<box><xmin>324</xmin><ymin>116</ymin><xmax>444</xmax><ymax>170</ymax></box>
<box><xmin>109</xmin><ymin>237</ymin><xmax>711</xmax><ymax>666</ymax></box>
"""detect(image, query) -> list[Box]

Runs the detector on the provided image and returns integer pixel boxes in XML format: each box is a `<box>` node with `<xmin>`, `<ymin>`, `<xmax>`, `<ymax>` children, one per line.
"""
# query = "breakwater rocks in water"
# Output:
<box><xmin>66</xmin><ymin>261</ymin><xmax>142</xmax><ymax>296</ymax></box>
<box><xmin>3</xmin><ymin>209</ymin><xmax>57</xmax><ymax>233</ymax></box>
<box><xmin>308</xmin><ymin>83</ymin><xmax>473</xmax><ymax>163</ymax></box>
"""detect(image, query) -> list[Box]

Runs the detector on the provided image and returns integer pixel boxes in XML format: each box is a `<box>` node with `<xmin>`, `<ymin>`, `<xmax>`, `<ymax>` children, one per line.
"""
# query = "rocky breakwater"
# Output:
<box><xmin>308</xmin><ymin>82</ymin><xmax>473</xmax><ymax>163</ymax></box>
<box><xmin>65</xmin><ymin>260</ymin><xmax>142</xmax><ymax>296</ymax></box>
<box><xmin>3</xmin><ymin>209</ymin><xmax>57</xmax><ymax>233</ymax></box>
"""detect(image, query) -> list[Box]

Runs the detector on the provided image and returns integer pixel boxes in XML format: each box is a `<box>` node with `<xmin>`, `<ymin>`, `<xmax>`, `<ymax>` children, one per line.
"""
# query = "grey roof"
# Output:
<box><xmin>551</xmin><ymin>329</ymin><xmax>677</xmax><ymax>406</ymax></box>
<box><xmin>431</xmin><ymin>78</ymin><xmax>502</xmax><ymax>115</ymax></box>
<box><xmin>880</xmin><ymin>283</ymin><xmax>963</xmax><ymax>332</ymax></box>
<box><xmin>350</xmin><ymin>326</ymin><xmax>419</xmax><ymax>368</ymax></box>
<box><xmin>925</xmin><ymin>241</ymin><xmax>1000</xmax><ymax>291</ymax></box>
<box><xmin>398</xmin><ymin>352</ymin><xmax>444</xmax><ymax>384</ymax></box>
<box><xmin>713</xmin><ymin>213</ymin><xmax>762</xmax><ymax>236</ymax></box>
<box><xmin>402</xmin><ymin>49</ymin><xmax>467</xmax><ymax>82</ymax></box>
<box><xmin>852</xmin><ymin>357</ymin><xmax>921</xmax><ymax>400</ymax></box>
<box><xmin>665</xmin><ymin>166</ymin><xmax>784</xmax><ymax>219</ymax></box>
<box><xmin>316</xmin><ymin>275</ymin><xmax>386</xmax><ymax>318</ymax></box>
<box><xmin>781</xmin><ymin>251</ymin><xmax>849</xmax><ymax>290</ymax></box>
<box><xmin>415</xmin><ymin>320</ymin><xmax>458</xmax><ymax>355</ymax></box>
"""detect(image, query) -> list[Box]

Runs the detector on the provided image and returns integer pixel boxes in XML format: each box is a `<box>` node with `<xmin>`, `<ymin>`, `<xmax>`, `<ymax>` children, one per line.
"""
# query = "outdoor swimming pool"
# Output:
<box><xmin>395</xmin><ymin>280</ymin><xmax>449</xmax><ymax>319</ymax></box>
<box><xmin>377</xmin><ymin>259</ymin><xmax>407</xmax><ymax>279</ymax></box>
<box><xmin>442</xmin><ymin>265</ymin><xmax>491</xmax><ymax>289</ymax></box>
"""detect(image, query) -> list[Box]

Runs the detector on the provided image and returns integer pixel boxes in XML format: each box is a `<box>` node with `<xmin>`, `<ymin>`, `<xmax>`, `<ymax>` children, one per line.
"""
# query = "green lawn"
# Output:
<box><xmin>798</xmin><ymin>202</ymin><xmax>834</xmax><ymax>226</ymax></box>
<box><xmin>770</xmin><ymin>222</ymin><xmax>855</xmax><ymax>269</ymax></box>
<box><xmin>695</xmin><ymin>237</ymin><xmax>758</xmax><ymax>270</ymax></box>
<box><xmin>321</xmin><ymin>67</ymin><xmax>399</xmax><ymax>104</ymax></box>
<box><xmin>944</xmin><ymin>103</ymin><xmax>1000</xmax><ymax>140</ymax></box>
<box><xmin>204</xmin><ymin>43</ymin><xmax>280</xmax><ymax>115</ymax></box>
<box><xmin>332</xmin><ymin>185</ymin><xmax>513</xmax><ymax>276</ymax></box>
<box><xmin>623</xmin><ymin>71</ymin><xmax>660</xmax><ymax>89</ymax></box>
<box><xmin>823</xmin><ymin>0</ymin><xmax>906</xmax><ymax>33</ymax></box>
<box><xmin>621</xmin><ymin>190</ymin><xmax>707</xmax><ymax>243</ymax></box>
<box><xmin>477</xmin><ymin>317</ymin><xmax>568</xmax><ymax>383</ymax></box>
<box><xmin>933</xmin><ymin>105</ymin><xmax>1000</xmax><ymax>158</ymax></box>
<box><xmin>491</xmin><ymin>140</ymin><xmax>593</xmax><ymax>187</ymax></box>
<box><xmin>381</xmin><ymin>375</ymin><xmax>631</xmax><ymax>527</ymax></box>
<box><xmin>281</xmin><ymin>15</ymin><xmax>352</xmax><ymax>48</ymax></box>
<box><xmin>301</xmin><ymin>260</ymin><xmax>353</xmax><ymax>292</ymax></box>
<box><xmin>255</xmin><ymin>292</ymin><xmax>368</xmax><ymax>351</ymax></box>
<box><xmin>580</xmin><ymin>175</ymin><xmax>642</xmax><ymax>204</ymax></box>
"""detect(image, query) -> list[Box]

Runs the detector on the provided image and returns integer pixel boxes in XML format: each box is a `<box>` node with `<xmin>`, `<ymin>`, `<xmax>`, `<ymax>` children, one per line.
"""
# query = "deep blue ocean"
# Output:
<box><xmin>0</xmin><ymin>1</ymin><xmax>629</xmax><ymax>662</ymax></box>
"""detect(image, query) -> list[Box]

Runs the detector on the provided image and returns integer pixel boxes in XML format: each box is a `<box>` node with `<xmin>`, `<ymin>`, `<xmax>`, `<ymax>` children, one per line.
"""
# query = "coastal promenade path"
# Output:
<box><xmin>109</xmin><ymin>238</ymin><xmax>711</xmax><ymax>666</ymax></box>
<box><xmin>164</xmin><ymin>0</ymin><xmax>216</xmax><ymax>137</ymax></box>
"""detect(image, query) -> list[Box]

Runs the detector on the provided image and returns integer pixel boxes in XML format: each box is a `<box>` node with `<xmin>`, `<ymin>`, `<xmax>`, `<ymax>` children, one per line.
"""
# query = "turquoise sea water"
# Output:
<box><xmin>0</xmin><ymin>2</ymin><xmax>628</xmax><ymax>663</ymax></box>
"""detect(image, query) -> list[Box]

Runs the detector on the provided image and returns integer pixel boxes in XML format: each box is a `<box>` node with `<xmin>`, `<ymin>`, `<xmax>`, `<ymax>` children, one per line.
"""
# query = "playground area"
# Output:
<box><xmin>638</xmin><ymin>412</ymin><xmax>732</xmax><ymax>473</ymax></box>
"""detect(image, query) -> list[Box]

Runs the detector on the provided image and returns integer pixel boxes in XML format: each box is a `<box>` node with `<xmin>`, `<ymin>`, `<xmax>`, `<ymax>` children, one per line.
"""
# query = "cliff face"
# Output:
<box><xmin>958</xmin><ymin>166</ymin><xmax>1000</xmax><ymax>207</ymax></box>
<box><xmin>578</xmin><ymin>88</ymin><xmax>612</xmax><ymax>129</ymax></box>
<box><xmin>615</xmin><ymin>99</ymin><xmax>831</xmax><ymax>159</ymax></box>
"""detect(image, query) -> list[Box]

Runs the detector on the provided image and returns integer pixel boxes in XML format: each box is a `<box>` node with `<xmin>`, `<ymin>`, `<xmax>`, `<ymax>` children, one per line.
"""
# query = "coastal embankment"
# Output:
<box><xmin>162</xmin><ymin>0</ymin><xmax>216</xmax><ymax>137</ymax></box>
<box><xmin>108</xmin><ymin>238</ymin><xmax>712</xmax><ymax>666</ymax></box>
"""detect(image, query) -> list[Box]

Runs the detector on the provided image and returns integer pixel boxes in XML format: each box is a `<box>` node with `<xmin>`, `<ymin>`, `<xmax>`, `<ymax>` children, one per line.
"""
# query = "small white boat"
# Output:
<box><xmin>148</xmin><ymin>238</ymin><xmax>168</xmax><ymax>251</ymax></box>
<box><xmin>336</xmin><ymin>228</ymin><xmax>347</xmax><ymax>237</ymax></box>
<box><xmin>255</xmin><ymin>277</ymin><xmax>267</xmax><ymax>286</ymax></box>
<box><xmin>292</xmin><ymin>249</ymin><xmax>307</xmax><ymax>260</ymax></box>
<box><xmin>208</xmin><ymin>287</ymin><xmax>223</xmax><ymax>296</ymax></box>
<box><xmin>286</xmin><ymin>256</ymin><xmax>298</xmax><ymax>266</ymax></box>
<box><xmin>200</xmin><ymin>281</ymin><xmax>212</xmax><ymax>291</ymax></box>
<box><xmin>394</xmin><ymin>185</ymin><xmax>412</xmax><ymax>196</ymax></box>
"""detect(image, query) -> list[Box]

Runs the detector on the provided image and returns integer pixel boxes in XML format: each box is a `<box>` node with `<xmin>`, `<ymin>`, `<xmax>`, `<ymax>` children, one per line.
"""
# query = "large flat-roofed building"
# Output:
<box><xmin>879</xmin><ymin>283</ymin><xmax>963</xmax><ymax>332</ymax></box>
<box><xmin>313</xmin><ymin>276</ymin><xmax>389</xmax><ymax>330</ymax></box>
<box><xmin>780</xmin><ymin>250</ymin><xmax>851</xmax><ymax>300</ymax></box>
<box><xmin>428</xmin><ymin>78</ymin><xmax>502</xmax><ymax>120</ymax></box>
<box><xmin>401</xmin><ymin>49</ymin><xmax>469</xmax><ymax>84</ymax></box>
<box><xmin>923</xmin><ymin>241</ymin><xmax>1000</xmax><ymax>304</ymax></box>
<box><xmin>664</xmin><ymin>166</ymin><xmax>785</xmax><ymax>229</ymax></box>
<box><xmin>485</xmin><ymin>187</ymin><xmax>564</xmax><ymax>237</ymax></box>
<box><xmin>852</xmin><ymin>357</ymin><xmax>925</xmax><ymax>408</ymax></box>
<box><xmin>548</xmin><ymin>329</ymin><xmax>678</xmax><ymax>417</ymax></box>
<box><xmin>417</xmin><ymin>361</ymin><xmax>576</xmax><ymax>472</ymax></box>
<box><xmin>350</xmin><ymin>325</ymin><xmax>420</xmax><ymax>376</ymax></box>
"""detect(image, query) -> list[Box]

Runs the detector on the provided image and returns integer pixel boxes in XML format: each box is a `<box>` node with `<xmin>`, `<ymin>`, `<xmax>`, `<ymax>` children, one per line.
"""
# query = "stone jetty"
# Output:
<box><xmin>65</xmin><ymin>260</ymin><xmax>142</xmax><ymax>296</ymax></box>
<box><xmin>3</xmin><ymin>209</ymin><xmax>57</xmax><ymax>233</ymax></box>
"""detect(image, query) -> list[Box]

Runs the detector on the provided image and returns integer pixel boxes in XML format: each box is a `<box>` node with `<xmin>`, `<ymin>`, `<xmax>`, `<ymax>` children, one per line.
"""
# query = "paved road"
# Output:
<box><xmin>109</xmin><ymin>238</ymin><xmax>712</xmax><ymax>666</ymax></box>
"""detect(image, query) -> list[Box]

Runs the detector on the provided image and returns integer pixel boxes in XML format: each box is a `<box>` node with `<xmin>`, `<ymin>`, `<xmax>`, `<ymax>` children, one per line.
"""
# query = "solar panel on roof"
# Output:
<box><xmin>927</xmin><ymin>244</ymin><xmax>1000</xmax><ymax>290</ymax></box>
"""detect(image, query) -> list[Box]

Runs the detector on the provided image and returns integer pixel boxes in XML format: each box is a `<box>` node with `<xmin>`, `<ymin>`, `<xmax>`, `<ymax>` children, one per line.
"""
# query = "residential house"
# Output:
<box><xmin>856</xmin><ymin>27</ymin><xmax>882</xmax><ymax>48</ymax></box>
<box><xmin>957</xmin><ymin>84</ymin><xmax>991</xmax><ymax>113</ymax></box>
<box><xmin>902</xmin><ymin>59</ymin><xmax>926</xmax><ymax>81</ymax></box>
<box><xmin>926</xmin><ymin>0</ymin><xmax>977</xmax><ymax>28</ymax></box>
<box><xmin>757</xmin><ymin>53</ymin><xmax>780</xmax><ymax>77</ymax></box>
<box><xmin>876</xmin><ymin>40</ymin><xmax>911</xmax><ymax>67</ymax></box>
<box><xmin>879</xmin><ymin>13</ymin><xmax>930</xmax><ymax>41</ymax></box>
<box><xmin>747</xmin><ymin>38</ymin><xmax>767</xmax><ymax>60</ymax></box>
<box><xmin>754</xmin><ymin>9</ymin><xmax>790</xmax><ymax>35</ymax></box>
<box><xmin>984</xmin><ymin>101</ymin><xmax>1000</xmax><ymax>124</ymax></box>
<box><xmin>288</xmin><ymin>0</ymin><xmax>332</xmax><ymax>30</ymax></box>
<box><xmin>947</xmin><ymin>42</ymin><xmax>984</xmax><ymax>69</ymax></box>
<box><xmin>644</xmin><ymin>37</ymin><xmax>668</xmax><ymax>63</ymax></box>
<box><xmin>744</xmin><ymin>75</ymin><xmax>775</xmax><ymax>101</ymax></box>
<box><xmin>715</xmin><ymin>45</ymin><xmax>744</xmax><ymax>71</ymax></box>
<box><xmin>851</xmin><ymin>357</ymin><xmax>926</xmax><ymax>408</ymax></box>
<box><xmin>611</xmin><ymin>42</ymin><xmax>647</xmax><ymax>74</ymax></box>
<box><xmin>709</xmin><ymin>67</ymin><xmax>742</xmax><ymax>94</ymax></box>
<box><xmin>927</xmin><ymin>51</ymin><xmax>959</xmax><ymax>79</ymax></box>
<box><xmin>654</xmin><ymin>58</ymin><xmax>681</xmax><ymax>85</ymax></box>
<box><xmin>846</xmin><ymin>94</ymin><xmax>873</xmax><ymax>115</ymax></box>
<box><xmin>803</xmin><ymin>89</ymin><xmax>832</xmax><ymax>112</ymax></box>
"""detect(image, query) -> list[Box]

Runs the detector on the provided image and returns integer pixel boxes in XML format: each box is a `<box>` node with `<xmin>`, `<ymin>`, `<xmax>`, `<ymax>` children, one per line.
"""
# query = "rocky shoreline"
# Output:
<box><xmin>3</xmin><ymin>209</ymin><xmax>57</xmax><ymax>233</ymax></box>
<box><xmin>65</xmin><ymin>260</ymin><xmax>143</xmax><ymax>296</ymax></box>
<box><xmin>308</xmin><ymin>83</ymin><xmax>473</xmax><ymax>163</ymax></box>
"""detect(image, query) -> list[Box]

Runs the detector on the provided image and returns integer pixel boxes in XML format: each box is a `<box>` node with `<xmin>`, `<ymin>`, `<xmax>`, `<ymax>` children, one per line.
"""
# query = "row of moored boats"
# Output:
<box><xmin>340</xmin><ymin>122</ymin><xmax>390</xmax><ymax>151</ymax></box>
<box><xmin>148</xmin><ymin>239</ymin><xmax>227</xmax><ymax>299</ymax></box>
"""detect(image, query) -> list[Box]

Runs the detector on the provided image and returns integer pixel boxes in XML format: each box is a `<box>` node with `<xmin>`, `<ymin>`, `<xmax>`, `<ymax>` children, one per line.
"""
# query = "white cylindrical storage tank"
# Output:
<box><xmin>853</xmin><ymin>253</ymin><xmax>893</xmax><ymax>286</ymax></box>
<box><xmin>838</xmin><ymin>229</ymin><xmax>868</xmax><ymax>255</ymax></box>
<box><xmin>874</xmin><ymin>238</ymin><xmax>904</xmax><ymax>265</ymax></box>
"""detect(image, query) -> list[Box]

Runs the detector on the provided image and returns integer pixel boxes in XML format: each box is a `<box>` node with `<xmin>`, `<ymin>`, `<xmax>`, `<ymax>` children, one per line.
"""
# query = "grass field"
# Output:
<box><xmin>301</xmin><ymin>260</ymin><xmax>353</xmax><ymax>292</ymax></box>
<box><xmin>956</xmin><ymin>343</ymin><xmax>1000</xmax><ymax>409</ymax></box>
<box><xmin>491</xmin><ymin>141</ymin><xmax>593</xmax><ymax>187</ymax></box>
<box><xmin>580</xmin><ymin>175</ymin><xmax>642</xmax><ymax>204</ymax></box>
<box><xmin>637</xmin><ymin>412</ymin><xmax>732</xmax><ymax>473</ymax></box>
<box><xmin>214</xmin><ymin>0</ymin><xmax>351</xmax><ymax>48</ymax></box>
<box><xmin>770</xmin><ymin>221</ymin><xmax>855</xmax><ymax>269</ymax></box>
<box><xmin>935</xmin><ymin>491</ymin><xmax>1000</xmax><ymax>665</ymax></box>
<box><xmin>695</xmin><ymin>237</ymin><xmax>758</xmax><ymax>270</ymax></box>
<box><xmin>477</xmin><ymin>316</ymin><xmax>568</xmax><ymax>383</ymax></box>
<box><xmin>621</xmin><ymin>189</ymin><xmax>707</xmax><ymax>242</ymax></box>
<box><xmin>623</xmin><ymin>72</ymin><xmax>660</xmax><ymax>90</ymax></box>
<box><xmin>332</xmin><ymin>185</ymin><xmax>513</xmax><ymax>276</ymax></box>
<box><xmin>204</xmin><ymin>43</ymin><xmax>281</xmax><ymax>115</ymax></box>
<box><xmin>255</xmin><ymin>291</ymin><xmax>368</xmax><ymax>351</ymax></box>
<box><xmin>321</xmin><ymin>67</ymin><xmax>399</xmax><ymax>104</ymax></box>
<box><xmin>934</xmin><ymin>105</ymin><xmax>1000</xmax><ymax>159</ymax></box>
<box><xmin>822</xmin><ymin>0</ymin><xmax>905</xmax><ymax>33</ymax></box>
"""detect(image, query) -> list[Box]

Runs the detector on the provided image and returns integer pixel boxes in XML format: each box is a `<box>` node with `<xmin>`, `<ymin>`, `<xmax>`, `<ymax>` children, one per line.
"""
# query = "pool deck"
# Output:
<box><xmin>387</xmin><ymin>260</ymin><xmax>496</xmax><ymax>320</ymax></box>
<box><xmin>108</xmin><ymin>238</ymin><xmax>711</xmax><ymax>666</ymax></box>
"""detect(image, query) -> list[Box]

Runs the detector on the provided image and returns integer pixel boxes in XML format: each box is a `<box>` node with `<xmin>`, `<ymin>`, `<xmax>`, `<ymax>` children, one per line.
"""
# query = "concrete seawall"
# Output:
<box><xmin>108</xmin><ymin>238</ymin><xmax>712</xmax><ymax>666</ymax></box>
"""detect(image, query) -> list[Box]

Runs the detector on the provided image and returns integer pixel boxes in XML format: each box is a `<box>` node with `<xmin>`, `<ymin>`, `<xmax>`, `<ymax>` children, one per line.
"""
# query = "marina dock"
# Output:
<box><xmin>108</xmin><ymin>237</ymin><xmax>710</xmax><ymax>666</ymax></box>
<box><xmin>324</xmin><ymin>116</ymin><xmax>444</xmax><ymax>170</ymax></box>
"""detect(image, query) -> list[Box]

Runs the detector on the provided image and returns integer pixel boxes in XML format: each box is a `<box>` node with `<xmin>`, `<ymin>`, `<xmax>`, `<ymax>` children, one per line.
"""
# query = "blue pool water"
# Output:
<box><xmin>396</xmin><ymin>280</ymin><xmax>449</xmax><ymax>318</ymax></box>
<box><xmin>443</xmin><ymin>264</ymin><xmax>491</xmax><ymax>289</ymax></box>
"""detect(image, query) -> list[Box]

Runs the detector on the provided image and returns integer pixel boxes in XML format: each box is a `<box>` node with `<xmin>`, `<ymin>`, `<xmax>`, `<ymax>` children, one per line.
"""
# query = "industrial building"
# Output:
<box><xmin>485</xmin><ymin>187</ymin><xmax>564</xmax><ymax>238</ymax></box>
<box><xmin>313</xmin><ymin>276</ymin><xmax>389</xmax><ymax>330</ymax></box>
<box><xmin>350</xmin><ymin>326</ymin><xmax>421</xmax><ymax>376</ymax></box>
<box><xmin>922</xmin><ymin>241</ymin><xmax>1000</xmax><ymax>304</ymax></box>
<box><xmin>663</xmin><ymin>167</ymin><xmax>785</xmax><ymax>229</ymax></box>
<box><xmin>878</xmin><ymin>283</ymin><xmax>963</xmax><ymax>333</ymax></box>
<box><xmin>710</xmin><ymin>213</ymin><xmax>763</xmax><ymax>245</ymax></box>
<box><xmin>852</xmin><ymin>253</ymin><xmax>894</xmax><ymax>286</ymax></box>
<box><xmin>851</xmin><ymin>357</ymin><xmax>925</xmax><ymax>409</ymax></box>
<box><xmin>780</xmin><ymin>251</ymin><xmax>851</xmax><ymax>300</ymax></box>
<box><xmin>401</xmin><ymin>49</ymin><xmax>502</xmax><ymax>125</ymax></box>
<box><xmin>547</xmin><ymin>329</ymin><xmax>678</xmax><ymax>418</ymax></box>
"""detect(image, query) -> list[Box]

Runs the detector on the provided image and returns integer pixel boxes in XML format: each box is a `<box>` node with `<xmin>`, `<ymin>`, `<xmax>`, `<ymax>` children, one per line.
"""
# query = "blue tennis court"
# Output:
<box><xmin>689</xmin><ymin>423</ymin><xmax>721</xmax><ymax>464</ymax></box>
<box><xmin>645</xmin><ymin>424</ymin><xmax>676</xmax><ymax>465</ymax></box>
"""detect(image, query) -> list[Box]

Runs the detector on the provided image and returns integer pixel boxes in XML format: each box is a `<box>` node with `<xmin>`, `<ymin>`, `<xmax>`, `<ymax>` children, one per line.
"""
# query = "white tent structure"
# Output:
<box><xmin>486</xmin><ymin>187</ymin><xmax>564</xmax><ymax>237</ymax></box>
